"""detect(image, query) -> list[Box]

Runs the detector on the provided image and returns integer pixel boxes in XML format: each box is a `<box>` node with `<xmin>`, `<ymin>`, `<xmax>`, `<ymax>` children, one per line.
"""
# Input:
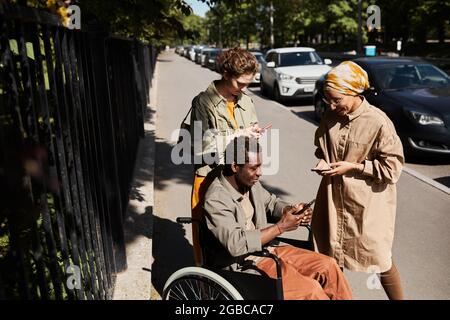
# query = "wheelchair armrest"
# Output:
<box><xmin>247</xmin><ymin>248</ymin><xmax>284</xmax><ymax>300</ymax></box>
<box><xmin>275</xmin><ymin>224</ymin><xmax>313</xmax><ymax>250</ymax></box>
<box><xmin>250</xmin><ymin>248</ymin><xmax>282</xmax><ymax>280</ymax></box>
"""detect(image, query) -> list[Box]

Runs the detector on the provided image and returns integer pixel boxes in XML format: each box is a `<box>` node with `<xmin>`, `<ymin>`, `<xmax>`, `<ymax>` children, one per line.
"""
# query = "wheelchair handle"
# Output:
<box><xmin>176</xmin><ymin>217</ymin><xmax>199</xmax><ymax>224</ymax></box>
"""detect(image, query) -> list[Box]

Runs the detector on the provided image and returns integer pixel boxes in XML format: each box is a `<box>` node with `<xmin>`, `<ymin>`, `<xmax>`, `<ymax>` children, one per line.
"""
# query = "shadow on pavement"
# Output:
<box><xmin>290</xmin><ymin>109</ymin><xmax>319</xmax><ymax>127</ymax></box>
<box><xmin>151</xmin><ymin>215</ymin><xmax>195</xmax><ymax>296</ymax></box>
<box><xmin>260</xmin><ymin>181</ymin><xmax>291</xmax><ymax>197</ymax></box>
<box><xmin>434</xmin><ymin>176</ymin><xmax>450</xmax><ymax>188</ymax></box>
<box><xmin>154</xmin><ymin>139</ymin><xmax>194</xmax><ymax>191</ymax></box>
<box><xmin>282</xmin><ymin>97</ymin><xmax>314</xmax><ymax>107</ymax></box>
<box><xmin>123</xmin><ymin>205</ymin><xmax>154</xmax><ymax>244</ymax></box>
<box><xmin>156</xmin><ymin>59</ymin><xmax>173</xmax><ymax>63</ymax></box>
<box><xmin>144</xmin><ymin>106</ymin><xmax>156</xmax><ymax>124</ymax></box>
<box><xmin>119</xmin><ymin>103</ymin><xmax>156</xmax><ymax>244</ymax></box>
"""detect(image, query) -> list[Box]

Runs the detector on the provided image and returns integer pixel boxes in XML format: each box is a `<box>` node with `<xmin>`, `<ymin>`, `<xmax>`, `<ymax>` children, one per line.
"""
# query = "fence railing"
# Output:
<box><xmin>0</xmin><ymin>3</ymin><xmax>157</xmax><ymax>299</ymax></box>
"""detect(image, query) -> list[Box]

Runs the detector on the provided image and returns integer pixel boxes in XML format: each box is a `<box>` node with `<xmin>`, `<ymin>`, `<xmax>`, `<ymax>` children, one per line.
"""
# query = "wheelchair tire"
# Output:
<box><xmin>162</xmin><ymin>267</ymin><xmax>244</xmax><ymax>300</ymax></box>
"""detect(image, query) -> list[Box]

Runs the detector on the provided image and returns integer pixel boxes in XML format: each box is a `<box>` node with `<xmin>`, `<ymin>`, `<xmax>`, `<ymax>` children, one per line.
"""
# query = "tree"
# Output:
<box><xmin>182</xmin><ymin>14</ymin><xmax>207</xmax><ymax>44</ymax></box>
<box><xmin>11</xmin><ymin>0</ymin><xmax>195</xmax><ymax>44</ymax></box>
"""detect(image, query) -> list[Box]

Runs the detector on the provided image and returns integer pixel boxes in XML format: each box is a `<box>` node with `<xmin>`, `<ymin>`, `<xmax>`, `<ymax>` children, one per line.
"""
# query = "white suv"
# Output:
<box><xmin>260</xmin><ymin>47</ymin><xmax>332</xmax><ymax>102</ymax></box>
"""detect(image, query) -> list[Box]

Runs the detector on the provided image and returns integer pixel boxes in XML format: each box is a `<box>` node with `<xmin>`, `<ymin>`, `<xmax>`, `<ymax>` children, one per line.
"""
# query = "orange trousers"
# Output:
<box><xmin>256</xmin><ymin>246</ymin><xmax>353</xmax><ymax>300</ymax></box>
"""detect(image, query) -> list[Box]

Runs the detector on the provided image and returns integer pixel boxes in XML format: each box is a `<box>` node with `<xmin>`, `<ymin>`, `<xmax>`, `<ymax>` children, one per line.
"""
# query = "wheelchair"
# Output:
<box><xmin>162</xmin><ymin>217</ymin><xmax>313</xmax><ymax>300</ymax></box>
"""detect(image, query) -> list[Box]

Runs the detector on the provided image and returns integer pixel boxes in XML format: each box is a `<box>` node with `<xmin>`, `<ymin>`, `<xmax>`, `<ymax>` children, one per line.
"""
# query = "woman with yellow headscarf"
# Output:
<box><xmin>311</xmin><ymin>61</ymin><xmax>405</xmax><ymax>300</ymax></box>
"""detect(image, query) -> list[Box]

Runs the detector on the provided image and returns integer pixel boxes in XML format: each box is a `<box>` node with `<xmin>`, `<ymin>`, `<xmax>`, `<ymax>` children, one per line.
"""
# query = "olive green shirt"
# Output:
<box><xmin>190</xmin><ymin>81</ymin><xmax>259</xmax><ymax>176</ymax></box>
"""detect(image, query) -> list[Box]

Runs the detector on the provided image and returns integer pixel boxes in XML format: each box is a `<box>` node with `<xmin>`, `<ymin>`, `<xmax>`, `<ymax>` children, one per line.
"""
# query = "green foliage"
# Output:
<box><xmin>8</xmin><ymin>0</ymin><xmax>449</xmax><ymax>48</ymax></box>
<box><xmin>182</xmin><ymin>14</ymin><xmax>207</xmax><ymax>44</ymax></box>
<box><xmin>76</xmin><ymin>0</ymin><xmax>193</xmax><ymax>44</ymax></box>
<box><xmin>200</xmin><ymin>0</ymin><xmax>448</xmax><ymax>52</ymax></box>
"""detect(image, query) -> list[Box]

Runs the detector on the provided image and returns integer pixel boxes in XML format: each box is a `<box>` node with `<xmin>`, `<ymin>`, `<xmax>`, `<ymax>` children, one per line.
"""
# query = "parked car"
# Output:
<box><xmin>189</xmin><ymin>45</ymin><xmax>202</xmax><ymax>61</ymax></box>
<box><xmin>184</xmin><ymin>45</ymin><xmax>193</xmax><ymax>58</ymax></box>
<box><xmin>175</xmin><ymin>45</ymin><xmax>186</xmax><ymax>56</ymax></box>
<box><xmin>198</xmin><ymin>48</ymin><xmax>215</xmax><ymax>66</ymax></box>
<box><xmin>250</xmin><ymin>51</ymin><xmax>265</xmax><ymax>84</ymax></box>
<box><xmin>204</xmin><ymin>48</ymin><xmax>221</xmax><ymax>70</ymax></box>
<box><xmin>260</xmin><ymin>47</ymin><xmax>332</xmax><ymax>102</ymax></box>
<box><xmin>313</xmin><ymin>57</ymin><xmax>450</xmax><ymax>156</ymax></box>
<box><xmin>194</xmin><ymin>46</ymin><xmax>206</xmax><ymax>64</ymax></box>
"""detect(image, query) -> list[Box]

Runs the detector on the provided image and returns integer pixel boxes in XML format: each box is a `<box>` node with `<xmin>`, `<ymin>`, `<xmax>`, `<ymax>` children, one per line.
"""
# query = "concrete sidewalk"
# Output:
<box><xmin>112</xmin><ymin>60</ymin><xmax>159</xmax><ymax>300</ymax></box>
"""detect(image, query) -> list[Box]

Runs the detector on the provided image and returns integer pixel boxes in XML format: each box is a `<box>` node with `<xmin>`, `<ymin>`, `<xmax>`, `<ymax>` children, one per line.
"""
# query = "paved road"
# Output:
<box><xmin>152</xmin><ymin>50</ymin><xmax>450</xmax><ymax>300</ymax></box>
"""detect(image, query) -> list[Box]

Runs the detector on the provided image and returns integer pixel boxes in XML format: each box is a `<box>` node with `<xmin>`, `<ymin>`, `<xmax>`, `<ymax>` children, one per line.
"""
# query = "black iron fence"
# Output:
<box><xmin>0</xmin><ymin>3</ymin><xmax>157</xmax><ymax>299</ymax></box>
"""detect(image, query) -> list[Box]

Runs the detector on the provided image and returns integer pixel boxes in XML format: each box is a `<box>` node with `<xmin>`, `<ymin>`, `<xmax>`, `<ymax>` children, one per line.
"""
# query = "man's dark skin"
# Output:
<box><xmin>225</xmin><ymin>151</ymin><xmax>313</xmax><ymax>246</ymax></box>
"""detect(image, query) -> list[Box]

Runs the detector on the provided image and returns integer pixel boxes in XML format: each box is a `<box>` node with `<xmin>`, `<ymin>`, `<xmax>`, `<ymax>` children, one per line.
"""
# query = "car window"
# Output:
<box><xmin>252</xmin><ymin>53</ymin><xmax>265</xmax><ymax>64</ymax></box>
<box><xmin>416</xmin><ymin>64</ymin><xmax>450</xmax><ymax>86</ymax></box>
<box><xmin>265</xmin><ymin>52</ymin><xmax>275</xmax><ymax>63</ymax></box>
<box><xmin>279</xmin><ymin>51</ymin><xmax>323</xmax><ymax>67</ymax></box>
<box><xmin>372</xmin><ymin>63</ymin><xmax>450</xmax><ymax>90</ymax></box>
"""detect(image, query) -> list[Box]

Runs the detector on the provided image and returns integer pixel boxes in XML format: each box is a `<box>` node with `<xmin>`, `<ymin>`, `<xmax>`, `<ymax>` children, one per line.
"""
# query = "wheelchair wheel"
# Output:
<box><xmin>162</xmin><ymin>267</ymin><xmax>244</xmax><ymax>300</ymax></box>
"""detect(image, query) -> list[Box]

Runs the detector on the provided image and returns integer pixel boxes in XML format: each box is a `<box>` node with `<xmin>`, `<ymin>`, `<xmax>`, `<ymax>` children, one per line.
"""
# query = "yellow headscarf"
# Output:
<box><xmin>325</xmin><ymin>61</ymin><xmax>370</xmax><ymax>95</ymax></box>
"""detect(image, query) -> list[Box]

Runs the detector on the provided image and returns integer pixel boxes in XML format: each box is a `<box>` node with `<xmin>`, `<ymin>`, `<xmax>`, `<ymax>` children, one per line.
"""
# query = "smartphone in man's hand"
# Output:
<box><xmin>292</xmin><ymin>199</ymin><xmax>316</xmax><ymax>215</ymax></box>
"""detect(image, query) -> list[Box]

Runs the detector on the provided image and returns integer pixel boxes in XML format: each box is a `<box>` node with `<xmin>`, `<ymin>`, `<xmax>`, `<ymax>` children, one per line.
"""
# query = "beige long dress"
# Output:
<box><xmin>312</xmin><ymin>98</ymin><xmax>404</xmax><ymax>273</ymax></box>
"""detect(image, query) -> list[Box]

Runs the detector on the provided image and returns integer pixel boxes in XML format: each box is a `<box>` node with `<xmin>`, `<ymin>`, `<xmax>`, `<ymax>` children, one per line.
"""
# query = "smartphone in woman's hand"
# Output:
<box><xmin>311</xmin><ymin>160</ymin><xmax>331</xmax><ymax>172</ymax></box>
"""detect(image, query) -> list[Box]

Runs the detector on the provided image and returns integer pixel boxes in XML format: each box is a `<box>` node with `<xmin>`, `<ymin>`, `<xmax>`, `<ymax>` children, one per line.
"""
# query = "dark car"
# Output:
<box><xmin>313</xmin><ymin>57</ymin><xmax>450</xmax><ymax>156</ymax></box>
<box><xmin>204</xmin><ymin>49</ymin><xmax>221</xmax><ymax>70</ymax></box>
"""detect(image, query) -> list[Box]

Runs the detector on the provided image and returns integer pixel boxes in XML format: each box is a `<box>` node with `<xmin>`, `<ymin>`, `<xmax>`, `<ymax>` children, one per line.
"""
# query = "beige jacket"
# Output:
<box><xmin>202</xmin><ymin>173</ymin><xmax>289</xmax><ymax>271</ymax></box>
<box><xmin>312</xmin><ymin>98</ymin><xmax>404</xmax><ymax>273</ymax></box>
<box><xmin>190</xmin><ymin>81</ymin><xmax>258</xmax><ymax>176</ymax></box>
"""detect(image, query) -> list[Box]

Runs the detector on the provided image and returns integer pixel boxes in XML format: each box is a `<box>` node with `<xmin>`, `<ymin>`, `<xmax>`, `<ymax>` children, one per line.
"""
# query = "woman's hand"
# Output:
<box><xmin>313</xmin><ymin>159</ymin><xmax>332</xmax><ymax>176</ymax></box>
<box><xmin>322</xmin><ymin>161</ymin><xmax>363</xmax><ymax>176</ymax></box>
<box><xmin>235</xmin><ymin>124</ymin><xmax>262</xmax><ymax>139</ymax></box>
<box><xmin>236</xmin><ymin>124</ymin><xmax>271</xmax><ymax>139</ymax></box>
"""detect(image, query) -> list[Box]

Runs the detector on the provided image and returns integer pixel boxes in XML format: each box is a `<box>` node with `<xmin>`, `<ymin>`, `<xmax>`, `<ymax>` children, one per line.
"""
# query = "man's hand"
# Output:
<box><xmin>262</xmin><ymin>203</ymin><xmax>312</xmax><ymax>245</ymax></box>
<box><xmin>291</xmin><ymin>203</ymin><xmax>313</xmax><ymax>225</ymax></box>
<box><xmin>322</xmin><ymin>161</ymin><xmax>363</xmax><ymax>177</ymax></box>
<box><xmin>278</xmin><ymin>203</ymin><xmax>312</xmax><ymax>233</ymax></box>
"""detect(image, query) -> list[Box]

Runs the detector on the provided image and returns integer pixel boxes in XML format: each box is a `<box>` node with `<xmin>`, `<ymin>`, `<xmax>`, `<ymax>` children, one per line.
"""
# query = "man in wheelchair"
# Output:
<box><xmin>201</xmin><ymin>136</ymin><xmax>352</xmax><ymax>300</ymax></box>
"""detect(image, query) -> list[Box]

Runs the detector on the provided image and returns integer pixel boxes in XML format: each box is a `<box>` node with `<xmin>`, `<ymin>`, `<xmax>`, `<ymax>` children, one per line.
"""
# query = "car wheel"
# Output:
<box><xmin>314</xmin><ymin>98</ymin><xmax>326</xmax><ymax>121</ymax></box>
<box><xmin>260</xmin><ymin>77</ymin><xmax>266</xmax><ymax>96</ymax></box>
<box><xmin>274</xmin><ymin>83</ymin><xmax>283</xmax><ymax>103</ymax></box>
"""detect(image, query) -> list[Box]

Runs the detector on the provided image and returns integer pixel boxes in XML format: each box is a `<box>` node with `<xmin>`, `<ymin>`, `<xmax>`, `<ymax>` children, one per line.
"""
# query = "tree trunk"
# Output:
<box><xmin>437</xmin><ymin>22</ymin><xmax>445</xmax><ymax>44</ymax></box>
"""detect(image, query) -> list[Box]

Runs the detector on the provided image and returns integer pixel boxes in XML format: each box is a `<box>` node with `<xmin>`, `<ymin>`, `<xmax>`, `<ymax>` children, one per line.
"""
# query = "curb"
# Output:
<box><xmin>149</xmin><ymin>57</ymin><xmax>160</xmax><ymax>300</ymax></box>
<box><xmin>402</xmin><ymin>166</ymin><xmax>450</xmax><ymax>195</ymax></box>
